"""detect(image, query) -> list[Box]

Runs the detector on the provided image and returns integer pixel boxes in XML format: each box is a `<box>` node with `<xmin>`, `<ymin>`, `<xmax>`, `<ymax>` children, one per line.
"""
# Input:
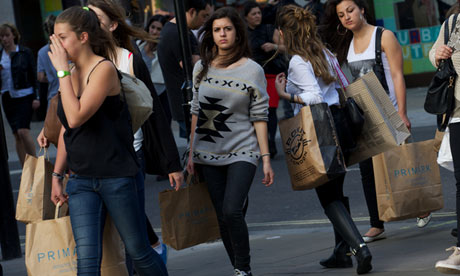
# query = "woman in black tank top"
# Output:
<box><xmin>47</xmin><ymin>7</ymin><xmax>168</xmax><ymax>276</ymax></box>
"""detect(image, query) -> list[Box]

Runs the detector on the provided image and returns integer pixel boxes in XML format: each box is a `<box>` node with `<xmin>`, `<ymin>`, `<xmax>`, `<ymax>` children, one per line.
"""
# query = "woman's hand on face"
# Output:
<box><xmin>37</xmin><ymin>128</ymin><xmax>49</xmax><ymax>148</ymax></box>
<box><xmin>48</xmin><ymin>34</ymin><xmax>70</xmax><ymax>72</ymax></box>
<box><xmin>51</xmin><ymin>177</ymin><xmax>68</xmax><ymax>205</ymax></box>
<box><xmin>275</xmin><ymin>72</ymin><xmax>286</xmax><ymax>96</ymax></box>
<box><xmin>262</xmin><ymin>159</ymin><xmax>274</xmax><ymax>187</ymax></box>
<box><xmin>435</xmin><ymin>45</ymin><xmax>453</xmax><ymax>64</ymax></box>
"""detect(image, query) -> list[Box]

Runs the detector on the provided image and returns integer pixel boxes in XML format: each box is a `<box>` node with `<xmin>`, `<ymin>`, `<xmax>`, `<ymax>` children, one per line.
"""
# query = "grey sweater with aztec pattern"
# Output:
<box><xmin>191</xmin><ymin>59</ymin><xmax>269</xmax><ymax>166</ymax></box>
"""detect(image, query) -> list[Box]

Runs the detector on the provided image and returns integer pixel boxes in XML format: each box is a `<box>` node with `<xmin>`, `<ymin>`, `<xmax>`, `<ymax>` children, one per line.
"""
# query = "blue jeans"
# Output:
<box><xmin>66</xmin><ymin>175</ymin><xmax>168</xmax><ymax>276</ymax></box>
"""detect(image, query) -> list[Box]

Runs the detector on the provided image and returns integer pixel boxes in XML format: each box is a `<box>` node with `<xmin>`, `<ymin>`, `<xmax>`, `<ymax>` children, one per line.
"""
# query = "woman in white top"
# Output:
<box><xmin>275</xmin><ymin>5</ymin><xmax>372</xmax><ymax>274</ymax></box>
<box><xmin>321</xmin><ymin>0</ymin><xmax>425</xmax><ymax>244</ymax></box>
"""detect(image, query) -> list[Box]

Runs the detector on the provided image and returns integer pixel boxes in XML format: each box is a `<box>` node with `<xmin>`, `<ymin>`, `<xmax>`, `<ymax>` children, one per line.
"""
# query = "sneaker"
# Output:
<box><xmin>159</xmin><ymin>243</ymin><xmax>168</xmax><ymax>265</ymax></box>
<box><xmin>362</xmin><ymin>230</ymin><xmax>386</xmax><ymax>243</ymax></box>
<box><xmin>435</xmin><ymin>246</ymin><xmax>460</xmax><ymax>274</ymax></box>
<box><xmin>416</xmin><ymin>213</ymin><xmax>432</xmax><ymax>228</ymax></box>
<box><xmin>234</xmin><ymin>269</ymin><xmax>253</xmax><ymax>276</ymax></box>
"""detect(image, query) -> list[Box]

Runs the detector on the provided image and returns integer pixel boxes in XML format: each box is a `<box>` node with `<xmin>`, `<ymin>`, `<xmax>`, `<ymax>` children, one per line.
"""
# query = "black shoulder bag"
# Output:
<box><xmin>424</xmin><ymin>14</ymin><xmax>459</xmax><ymax>131</ymax></box>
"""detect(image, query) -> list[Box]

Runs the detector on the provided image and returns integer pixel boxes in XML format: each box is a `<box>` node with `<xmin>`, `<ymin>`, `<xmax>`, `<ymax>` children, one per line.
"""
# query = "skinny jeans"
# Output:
<box><xmin>66</xmin><ymin>175</ymin><xmax>167</xmax><ymax>276</ymax></box>
<box><xmin>200</xmin><ymin>161</ymin><xmax>256</xmax><ymax>272</ymax></box>
<box><xmin>449</xmin><ymin>123</ymin><xmax>460</xmax><ymax>247</ymax></box>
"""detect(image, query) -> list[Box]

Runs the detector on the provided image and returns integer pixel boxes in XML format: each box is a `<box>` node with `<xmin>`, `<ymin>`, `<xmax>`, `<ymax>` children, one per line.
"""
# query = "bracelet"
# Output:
<box><xmin>261</xmin><ymin>153</ymin><xmax>270</xmax><ymax>158</ymax></box>
<box><xmin>52</xmin><ymin>172</ymin><xmax>65</xmax><ymax>180</ymax></box>
<box><xmin>274</xmin><ymin>44</ymin><xmax>278</xmax><ymax>51</ymax></box>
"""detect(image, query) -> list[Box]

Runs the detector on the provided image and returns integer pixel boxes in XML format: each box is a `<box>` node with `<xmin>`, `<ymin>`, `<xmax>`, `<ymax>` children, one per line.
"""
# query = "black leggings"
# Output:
<box><xmin>359</xmin><ymin>158</ymin><xmax>385</xmax><ymax>229</ymax></box>
<box><xmin>200</xmin><ymin>162</ymin><xmax>256</xmax><ymax>272</ymax></box>
<box><xmin>449</xmin><ymin>123</ymin><xmax>460</xmax><ymax>247</ymax></box>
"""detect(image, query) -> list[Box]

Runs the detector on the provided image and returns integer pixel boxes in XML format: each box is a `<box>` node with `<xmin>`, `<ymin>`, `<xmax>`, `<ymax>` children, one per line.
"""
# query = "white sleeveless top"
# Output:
<box><xmin>347</xmin><ymin>27</ymin><xmax>397</xmax><ymax>109</ymax></box>
<box><xmin>116</xmin><ymin>48</ymin><xmax>144</xmax><ymax>152</ymax></box>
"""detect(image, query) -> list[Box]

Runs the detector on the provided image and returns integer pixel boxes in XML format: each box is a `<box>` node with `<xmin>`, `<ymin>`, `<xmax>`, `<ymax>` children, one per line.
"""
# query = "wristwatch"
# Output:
<box><xmin>57</xmin><ymin>70</ymin><xmax>70</xmax><ymax>78</ymax></box>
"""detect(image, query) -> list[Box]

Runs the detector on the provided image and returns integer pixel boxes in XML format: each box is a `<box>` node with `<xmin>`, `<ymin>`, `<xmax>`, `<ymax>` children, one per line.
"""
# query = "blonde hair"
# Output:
<box><xmin>277</xmin><ymin>5</ymin><xmax>335</xmax><ymax>84</ymax></box>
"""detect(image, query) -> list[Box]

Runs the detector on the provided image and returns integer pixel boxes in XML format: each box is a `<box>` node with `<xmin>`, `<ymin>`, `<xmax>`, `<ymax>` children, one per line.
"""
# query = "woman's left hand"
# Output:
<box><xmin>48</xmin><ymin>34</ymin><xmax>70</xmax><ymax>72</ymax></box>
<box><xmin>275</xmin><ymin>72</ymin><xmax>286</xmax><ymax>96</ymax></box>
<box><xmin>168</xmin><ymin>171</ymin><xmax>183</xmax><ymax>191</ymax></box>
<box><xmin>262</xmin><ymin>159</ymin><xmax>274</xmax><ymax>187</ymax></box>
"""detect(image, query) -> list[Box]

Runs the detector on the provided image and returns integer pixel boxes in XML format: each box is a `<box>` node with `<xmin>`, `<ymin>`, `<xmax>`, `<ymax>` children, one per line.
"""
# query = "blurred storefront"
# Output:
<box><xmin>374</xmin><ymin>0</ymin><xmax>456</xmax><ymax>86</ymax></box>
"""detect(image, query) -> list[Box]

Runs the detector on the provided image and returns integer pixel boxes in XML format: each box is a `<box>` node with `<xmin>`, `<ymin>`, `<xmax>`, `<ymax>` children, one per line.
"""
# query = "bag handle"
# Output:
<box><xmin>444</xmin><ymin>14</ymin><xmax>459</xmax><ymax>45</ymax></box>
<box><xmin>55</xmin><ymin>201</ymin><xmax>63</xmax><ymax>219</ymax></box>
<box><xmin>326</xmin><ymin>51</ymin><xmax>348</xmax><ymax>107</ymax></box>
<box><xmin>38</xmin><ymin>147</ymin><xmax>50</xmax><ymax>161</ymax></box>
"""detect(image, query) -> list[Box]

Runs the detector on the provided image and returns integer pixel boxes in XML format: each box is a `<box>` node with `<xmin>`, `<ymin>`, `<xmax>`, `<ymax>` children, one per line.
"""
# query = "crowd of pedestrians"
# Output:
<box><xmin>3</xmin><ymin>0</ymin><xmax>460</xmax><ymax>275</ymax></box>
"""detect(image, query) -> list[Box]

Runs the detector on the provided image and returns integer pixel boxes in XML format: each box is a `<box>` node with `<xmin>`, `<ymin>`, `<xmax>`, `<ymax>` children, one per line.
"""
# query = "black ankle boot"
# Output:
<box><xmin>352</xmin><ymin>244</ymin><xmax>372</xmax><ymax>275</ymax></box>
<box><xmin>325</xmin><ymin>200</ymin><xmax>373</xmax><ymax>274</ymax></box>
<box><xmin>320</xmin><ymin>241</ymin><xmax>353</xmax><ymax>268</ymax></box>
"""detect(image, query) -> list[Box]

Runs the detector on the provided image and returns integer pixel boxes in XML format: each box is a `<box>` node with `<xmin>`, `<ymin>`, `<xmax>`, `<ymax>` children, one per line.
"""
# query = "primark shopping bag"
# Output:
<box><xmin>25</xmin><ymin>203</ymin><xmax>128</xmax><ymax>276</ymax></box>
<box><xmin>159</xmin><ymin>175</ymin><xmax>220</xmax><ymax>250</ymax></box>
<box><xmin>16</xmin><ymin>152</ymin><xmax>55</xmax><ymax>223</ymax></box>
<box><xmin>373</xmin><ymin>139</ymin><xmax>443</xmax><ymax>222</ymax></box>
<box><xmin>279</xmin><ymin>103</ymin><xmax>346</xmax><ymax>190</ymax></box>
<box><xmin>345</xmin><ymin>72</ymin><xmax>411</xmax><ymax>165</ymax></box>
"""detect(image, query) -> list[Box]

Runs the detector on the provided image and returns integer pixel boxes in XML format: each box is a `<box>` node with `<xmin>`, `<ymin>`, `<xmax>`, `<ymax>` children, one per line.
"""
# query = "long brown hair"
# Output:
<box><xmin>56</xmin><ymin>6</ymin><xmax>117</xmax><ymax>61</ymax></box>
<box><xmin>87</xmin><ymin>0</ymin><xmax>154</xmax><ymax>53</ymax></box>
<box><xmin>196</xmin><ymin>7</ymin><xmax>251</xmax><ymax>83</ymax></box>
<box><xmin>277</xmin><ymin>5</ymin><xmax>335</xmax><ymax>84</ymax></box>
<box><xmin>320</xmin><ymin>0</ymin><xmax>374</xmax><ymax>64</ymax></box>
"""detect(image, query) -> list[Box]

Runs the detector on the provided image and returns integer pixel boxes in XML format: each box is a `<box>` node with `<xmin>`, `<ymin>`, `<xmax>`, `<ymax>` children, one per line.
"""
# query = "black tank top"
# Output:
<box><xmin>56</xmin><ymin>60</ymin><xmax>139</xmax><ymax>177</ymax></box>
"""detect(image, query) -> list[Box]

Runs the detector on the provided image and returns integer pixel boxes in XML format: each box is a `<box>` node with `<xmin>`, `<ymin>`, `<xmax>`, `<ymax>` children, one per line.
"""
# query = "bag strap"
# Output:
<box><xmin>444</xmin><ymin>14</ymin><xmax>459</xmax><ymax>45</ymax></box>
<box><xmin>375</xmin><ymin>26</ymin><xmax>385</xmax><ymax>69</ymax></box>
<box><xmin>326</xmin><ymin>51</ymin><xmax>348</xmax><ymax>107</ymax></box>
<box><xmin>86</xmin><ymin>58</ymin><xmax>109</xmax><ymax>85</ymax></box>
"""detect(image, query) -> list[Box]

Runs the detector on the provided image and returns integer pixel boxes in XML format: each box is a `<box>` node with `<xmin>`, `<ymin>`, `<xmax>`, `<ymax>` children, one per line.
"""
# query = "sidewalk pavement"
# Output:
<box><xmin>1</xmin><ymin>214</ymin><xmax>457</xmax><ymax>275</ymax></box>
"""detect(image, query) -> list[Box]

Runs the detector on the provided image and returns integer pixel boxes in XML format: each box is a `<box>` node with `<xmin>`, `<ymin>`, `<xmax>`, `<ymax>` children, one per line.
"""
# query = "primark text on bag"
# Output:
<box><xmin>373</xmin><ymin>139</ymin><xmax>443</xmax><ymax>222</ymax></box>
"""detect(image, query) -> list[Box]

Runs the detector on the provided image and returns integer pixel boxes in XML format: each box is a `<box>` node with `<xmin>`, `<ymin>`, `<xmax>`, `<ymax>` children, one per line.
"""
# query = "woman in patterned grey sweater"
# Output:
<box><xmin>186</xmin><ymin>7</ymin><xmax>274</xmax><ymax>276</ymax></box>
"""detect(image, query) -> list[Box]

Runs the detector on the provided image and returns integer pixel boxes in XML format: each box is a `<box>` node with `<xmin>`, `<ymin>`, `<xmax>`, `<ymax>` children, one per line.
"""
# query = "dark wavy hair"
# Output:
<box><xmin>196</xmin><ymin>7</ymin><xmax>251</xmax><ymax>83</ymax></box>
<box><xmin>320</xmin><ymin>0</ymin><xmax>374</xmax><ymax>64</ymax></box>
<box><xmin>87</xmin><ymin>0</ymin><xmax>153</xmax><ymax>53</ymax></box>
<box><xmin>56</xmin><ymin>6</ymin><xmax>117</xmax><ymax>61</ymax></box>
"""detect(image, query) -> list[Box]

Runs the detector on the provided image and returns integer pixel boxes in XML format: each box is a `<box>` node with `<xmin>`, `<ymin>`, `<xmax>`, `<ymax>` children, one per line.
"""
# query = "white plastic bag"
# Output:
<box><xmin>437</xmin><ymin>127</ymin><xmax>454</xmax><ymax>171</ymax></box>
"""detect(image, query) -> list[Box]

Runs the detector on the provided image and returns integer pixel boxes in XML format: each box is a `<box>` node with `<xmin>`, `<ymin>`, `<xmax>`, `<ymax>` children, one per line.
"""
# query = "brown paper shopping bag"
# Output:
<box><xmin>159</xmin><ymin>175</ymin><xmax>220</xmax><ymax>250</ymax></box>
<box><xmin>345</xmin><ymin>72</ymin><xmax>411</xmax><ymax>165</ymax></box>
<box><xmin>373</xmin><ymin>139</ymin><xmax>443</xmax><ymax>222</ymax></box>
<box><xmin>26</xmin><ymin>203</ymin><xmax>128</xmax><ymax>276</ymax></box>
<box><xmin>279</xmin><ymin>103</ymin><xmax>346</xmax><ymax>190</ymax></box>
<box><xmin>16</xmin><ymin>152</ymin><xmax>55</xmax><ymax>223</ymax></box>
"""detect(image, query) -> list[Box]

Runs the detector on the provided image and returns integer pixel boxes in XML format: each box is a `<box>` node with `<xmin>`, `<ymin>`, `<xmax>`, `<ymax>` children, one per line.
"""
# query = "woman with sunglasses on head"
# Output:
<box><xmin>48</xmin><ymin>6</ymin><xmax>168</xmax><ymax>275</ymax></box>
<box><xmin>187</xmin><ymin>7</ymin><xmax>274</xmax><ymax>276</ymax></box>
<box><xmin>274</xmin><ymin>5</ymin><xmax>372</xmax><ymax>274</ymax></box>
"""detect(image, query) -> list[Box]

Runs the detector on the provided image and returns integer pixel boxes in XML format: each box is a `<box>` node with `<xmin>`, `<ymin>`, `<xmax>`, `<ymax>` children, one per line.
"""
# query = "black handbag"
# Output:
<box><xmin>328</xmin><ymin>52</ymin><xmax>365</xmax><ymax>158</ymax></box>
<box><xmin>425</xmin><ymin>14</ymin><xmax>458</xmax><ymax>131</ymax></box>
